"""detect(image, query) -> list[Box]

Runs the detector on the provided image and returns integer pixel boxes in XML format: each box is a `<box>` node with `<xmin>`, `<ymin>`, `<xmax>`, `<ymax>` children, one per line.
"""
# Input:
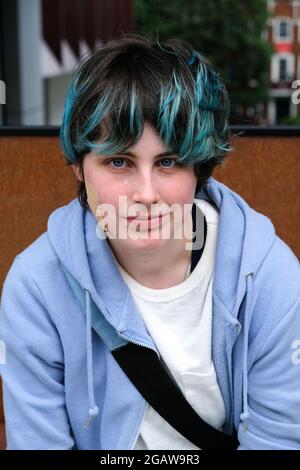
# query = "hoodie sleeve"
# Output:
<box><xmin>0</xmin><ymin>256</ymin><xmax>75</xmax><ymax>450</ymax></box>
<box><xmin>237</xmin><ymin>278</ymin><xmax>300</xmax><ymax>449</ymax></box>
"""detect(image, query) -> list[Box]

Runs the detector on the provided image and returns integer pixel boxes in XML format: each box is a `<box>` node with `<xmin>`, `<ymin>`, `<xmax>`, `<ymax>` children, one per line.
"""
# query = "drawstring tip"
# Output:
<box><xmin>84</xmin><ymin>416</ymin><xmax>94</xmax><ymax>429</ymax></box>
<box><xmin>240</xmin><ymin>411</ymin><xmax>250</xmax><ymax>432</ymax></box>
<box><xmin>84</xmin><ymin>406</ymin><xmax>99</xmax><ymax>429</ymax></box>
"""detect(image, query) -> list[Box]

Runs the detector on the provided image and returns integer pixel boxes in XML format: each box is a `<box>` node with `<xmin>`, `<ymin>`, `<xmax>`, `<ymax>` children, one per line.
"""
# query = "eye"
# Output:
<box><xmin>159</xmin><ymin>158</ymin><xmax>176</xmax><ymax>168</ymax></box>
<box><xmin>105</xmin><ymin>157</ymin><xmax>178</xmax><ymax>169</ymax></box>
<box><xmin>106</xmin><ymin>158</ymin><xmax>129</xmax><ymax>168</ymax></box>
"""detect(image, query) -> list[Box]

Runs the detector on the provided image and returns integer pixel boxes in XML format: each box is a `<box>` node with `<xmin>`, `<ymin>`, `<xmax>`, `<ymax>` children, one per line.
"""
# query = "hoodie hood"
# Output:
<box><xmin>197</xmin><ymin>178</ymin><xmax>275</xmax><ymax>316</ymax></box>
<box><xmin>47</xmin><ymin>176</ymin><xmax>276</xmax><ymax>432</ymax></box>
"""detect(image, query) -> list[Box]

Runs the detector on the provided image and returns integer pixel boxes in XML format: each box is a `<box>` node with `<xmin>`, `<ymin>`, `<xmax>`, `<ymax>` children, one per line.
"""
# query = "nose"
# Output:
<box><xmin>131</xmin><ymin>171</ymin><xmax>160</xmax><ymax>207</ymax></box>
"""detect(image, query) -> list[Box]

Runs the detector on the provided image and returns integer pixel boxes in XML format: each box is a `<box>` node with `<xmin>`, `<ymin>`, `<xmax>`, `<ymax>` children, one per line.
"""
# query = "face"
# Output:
<box><xmin>72</xmin><ymin>122</ymin><xmax>197</xmax><ymax>252</ymax></box>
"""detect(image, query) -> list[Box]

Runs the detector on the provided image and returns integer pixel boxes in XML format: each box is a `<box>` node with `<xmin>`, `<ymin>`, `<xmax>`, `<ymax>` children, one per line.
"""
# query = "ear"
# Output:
<box><xmin>71</xmin><ymin>164</ymin><xmax>84</xmax><ymax>182</ymax></box>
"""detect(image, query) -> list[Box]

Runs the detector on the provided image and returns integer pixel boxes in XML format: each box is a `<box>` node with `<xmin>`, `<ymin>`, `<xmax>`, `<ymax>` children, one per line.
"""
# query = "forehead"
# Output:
<box><xmin>126</xmin><ymin>123</ymin><xmax>169</xmax><ymax>152</ymax></box>
<box><xmin>90</xmin><ymin>121</ymin><xmax>173</xmax><ymax>160</ymax></box>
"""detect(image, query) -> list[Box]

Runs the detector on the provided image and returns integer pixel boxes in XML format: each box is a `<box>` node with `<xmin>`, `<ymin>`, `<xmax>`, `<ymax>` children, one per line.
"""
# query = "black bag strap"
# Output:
<box><xmin>191</xmin><ymin>202</ymin><xmax>207</xmax><ymax>272</ymax></box>
<box><xmin>112</xmin><ymin>343</ymin><xmax>239</xmax><ymax>450</ymax></box>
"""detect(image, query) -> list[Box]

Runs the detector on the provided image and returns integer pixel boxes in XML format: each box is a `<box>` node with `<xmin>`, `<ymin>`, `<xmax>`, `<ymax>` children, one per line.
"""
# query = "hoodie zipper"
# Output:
<box><xmin>129</xmin><ymin>400</ymin><xmax>149</xmax><ymax>450</ymax></box>
<box><xmin>225</xmin><ymin>322</ymin><xmax>241</xmax><ymax>433</ymax></box>
<box><xmin>116</xmin><ymin>330</ymin><xmax>160</xmax><ymax>450</ymax></box>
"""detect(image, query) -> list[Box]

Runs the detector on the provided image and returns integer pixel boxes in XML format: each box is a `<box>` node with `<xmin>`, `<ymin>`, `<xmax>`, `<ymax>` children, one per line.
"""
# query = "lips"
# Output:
<box><xmin>127</xmin><ymin>214</ymin><xmax>165</xmax><ymax>221</ymax></box>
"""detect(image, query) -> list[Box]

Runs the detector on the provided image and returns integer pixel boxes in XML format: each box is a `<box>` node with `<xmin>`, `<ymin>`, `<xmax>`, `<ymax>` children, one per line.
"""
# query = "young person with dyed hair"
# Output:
<box><xmin>0</xmin><ymin>34</ymin><xmax>299</xmax><ymax>450</ymax></box>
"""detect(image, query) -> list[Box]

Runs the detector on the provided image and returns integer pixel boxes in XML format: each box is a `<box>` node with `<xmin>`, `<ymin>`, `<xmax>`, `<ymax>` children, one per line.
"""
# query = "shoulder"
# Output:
<box><xmin>248</xmin><ymin>234</ymin><xmax>299</xmax><ymax>358</ymax></box>
<box><xmin>255</xmin><ymin>234</ymin><xmax>299</xmax><ymax>313</ymax></box>
<box><xmin>2</xmin><ymin>232</ymin><xmax>57</xmax><ymax>294</ymax></box>
<box><xmin>19</xmin><ymin>231</ymin><xmax>56</xmax><ymax>266</ymax></box>
<box><xmin>1</xmin><ymin>232</ymin><xmax>60</xmax><ymax>324</ymax></box>
<box><xmin>3</xmin><ymin>198</ymin><xmax>79</xmax><ymax>287</ymax></box>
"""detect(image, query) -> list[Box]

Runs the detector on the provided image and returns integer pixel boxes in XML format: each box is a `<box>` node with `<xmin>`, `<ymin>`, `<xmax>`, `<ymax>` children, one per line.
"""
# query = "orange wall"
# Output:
<box><xmin>0</xmin><ymin>134</ymin><xmax>299</xmax><ymax>289</ymax></box>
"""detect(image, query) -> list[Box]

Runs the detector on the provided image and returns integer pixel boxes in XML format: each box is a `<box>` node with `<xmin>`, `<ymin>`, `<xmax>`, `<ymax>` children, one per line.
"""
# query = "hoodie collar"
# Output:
<box><xmin>195</xmin><ymin>178</ymin><xmax>275</xmax><ymax>318</ymax></box>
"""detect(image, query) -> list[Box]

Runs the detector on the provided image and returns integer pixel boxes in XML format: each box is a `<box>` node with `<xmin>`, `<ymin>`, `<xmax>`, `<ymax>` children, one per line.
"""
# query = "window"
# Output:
<box><xmin>273</xmin><ymin>18</ymin><xmax>293</xmax><ymax>42</ymax></box>
<box><xmin>271</xmin><ymin>53</ymin><xmax>295</xmax><ymax>83</ymax></box>
<box><xmin>279</xmin><ymin>58</ymin><xmax>288</xmax><ymax>81</ymax></box>
<box><xmin>279</xmin><ymin>21</ymin><xmax>288</xmax><ymax>38</ymax></box>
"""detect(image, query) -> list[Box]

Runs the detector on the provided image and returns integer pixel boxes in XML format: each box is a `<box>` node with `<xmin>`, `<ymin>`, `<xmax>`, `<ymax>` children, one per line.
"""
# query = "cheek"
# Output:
<box><xmin>83</xmin><ymin>165</ymin><xmax>106</xmax><ymax>214</ymax></box>
<box><xmin>84</xmin><ymin>166</ymin><xmax>129</xmax><ymax>214</ymax></box>
<box><xmin>164</xmin><ymin>169</ymin><xmax>197</xmax><ymax>204</ymax></box>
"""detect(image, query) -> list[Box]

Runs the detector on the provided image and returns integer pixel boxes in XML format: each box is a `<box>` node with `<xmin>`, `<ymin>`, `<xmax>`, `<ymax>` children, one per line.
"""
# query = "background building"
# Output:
<box><xmin>267</xmin><ymin>0</ymin><xmax>300</xmax><ymax>124</ymax></box>
<box><xmin>1</xmin><ymin>0</ymin><xmax>300</xmax><ymax>126</ymax></box>
<box><xmin>0</xmin><ymin>0</ymin><xmax>132</xmax><ymax>126</ymax></box>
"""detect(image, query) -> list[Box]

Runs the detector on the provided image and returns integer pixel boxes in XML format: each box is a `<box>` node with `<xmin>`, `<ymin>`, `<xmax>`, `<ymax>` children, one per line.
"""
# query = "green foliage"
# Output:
<box><xmin>280</xmin><ymin>114</ymin><xmax>300</xmax><ymax>125</ymax></box>
<box><xmin>133</xmin><ymin>0</ymin><xmax>273</xmax><ymax>110</ymax></box>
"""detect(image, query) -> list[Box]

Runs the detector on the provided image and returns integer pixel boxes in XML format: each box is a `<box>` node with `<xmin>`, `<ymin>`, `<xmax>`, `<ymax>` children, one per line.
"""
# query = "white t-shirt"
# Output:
<box><xmin>113</xmin><ymin>198</ymin><xmax>226</xmax><ymax>450</ymax></box>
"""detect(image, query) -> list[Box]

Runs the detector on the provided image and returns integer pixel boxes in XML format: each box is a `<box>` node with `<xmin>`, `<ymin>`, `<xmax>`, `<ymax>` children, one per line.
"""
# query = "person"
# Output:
<box><xmin>0</xmin><ymin>33</ymin><xmax>299</xmax><ymax>451</ymax></box>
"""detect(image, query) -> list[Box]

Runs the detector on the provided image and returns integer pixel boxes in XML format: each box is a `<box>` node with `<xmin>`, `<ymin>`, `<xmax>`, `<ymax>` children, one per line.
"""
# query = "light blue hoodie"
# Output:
<box><xmin>0</xmin><ymin>176</ymin><xmax>299</xmax><ymax>450</ymax></box>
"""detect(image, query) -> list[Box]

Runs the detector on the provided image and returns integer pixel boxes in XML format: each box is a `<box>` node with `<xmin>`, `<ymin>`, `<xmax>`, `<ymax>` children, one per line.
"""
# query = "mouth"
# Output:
<box><xmin>126</xmin><ymin>213</ymin><xmax>167</xmax><ymax>221</ymax></box>
<box><xmin>125</xmin><ymin>213</ymin><xmax>170</xmax><ymax>231</ymax></box>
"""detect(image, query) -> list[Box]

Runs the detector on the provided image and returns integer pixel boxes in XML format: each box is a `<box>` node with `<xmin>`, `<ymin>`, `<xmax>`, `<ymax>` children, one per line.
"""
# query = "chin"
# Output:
<box><xmin>124</xmin><ymin>232</ymin><xmax>170</xmax><ymax>251</ymax></box>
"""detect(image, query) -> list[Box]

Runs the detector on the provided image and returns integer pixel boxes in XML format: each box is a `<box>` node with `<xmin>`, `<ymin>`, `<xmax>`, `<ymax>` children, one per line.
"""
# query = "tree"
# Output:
<box><xmin>133</xmin><ymin>0</ymin><xmax>273</xmax><ymax>123</ymax></box>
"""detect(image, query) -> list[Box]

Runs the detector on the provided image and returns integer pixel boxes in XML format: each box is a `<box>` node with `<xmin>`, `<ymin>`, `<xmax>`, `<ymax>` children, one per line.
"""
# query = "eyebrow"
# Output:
<box><xmin>117</xmin><ymin>150</ymin><xmax>176</xmax><ymax>158</ymax></box>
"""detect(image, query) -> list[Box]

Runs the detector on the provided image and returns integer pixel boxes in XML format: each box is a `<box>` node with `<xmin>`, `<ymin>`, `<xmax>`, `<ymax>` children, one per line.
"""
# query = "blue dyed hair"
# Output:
<box><xmin>60</xmin><ymin>33</ymin><xmax>232</xmax><ymax>209</ymax></box>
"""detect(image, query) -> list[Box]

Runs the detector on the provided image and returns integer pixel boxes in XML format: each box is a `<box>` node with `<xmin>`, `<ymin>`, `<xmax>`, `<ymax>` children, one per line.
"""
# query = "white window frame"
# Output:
<box><xmin>273</xmin><ymin>17</ymin><xmax>293</xmax><ymax>42</ymax></box>
<box><xmin>271</xmin><ymin>53</ymin><xmax>295</xmax><ymax>82</ymax></box>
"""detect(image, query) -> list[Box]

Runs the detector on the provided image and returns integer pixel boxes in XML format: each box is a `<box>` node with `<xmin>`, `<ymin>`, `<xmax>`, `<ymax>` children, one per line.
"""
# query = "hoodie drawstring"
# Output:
<box><xmin>84</xmin><ymin>289</ymin><xmax>99</xmax><ymax>428</ymax></box>
<box><xmin>239</xmin><ymin>272</ymin><xmax>254</xmax><ymax>432</ymax></box>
